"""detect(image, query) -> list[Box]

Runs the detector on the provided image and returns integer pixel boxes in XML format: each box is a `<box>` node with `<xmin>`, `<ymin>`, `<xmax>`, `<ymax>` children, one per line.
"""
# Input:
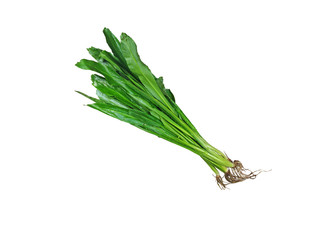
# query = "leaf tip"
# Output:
<box><xmin>120</xmin><ymin>32</ymin><xmax>129</xmax><ymax>41</ymax></box>
<box><xmin>103</xmin><ymin>27</ymin><xmax>112</xmax><ymax>36</ymax></box>
<box><xmin>75</xmin><ymin>61</ymin><xmax>82</xmax><ymax>68</ymax></box>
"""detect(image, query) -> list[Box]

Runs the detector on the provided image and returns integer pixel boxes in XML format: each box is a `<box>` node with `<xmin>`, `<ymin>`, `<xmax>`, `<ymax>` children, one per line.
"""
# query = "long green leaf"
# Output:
<box><xmin>120</xmin><ymin>33</ymin><xmax>175</xmax><ymax>113</ymax></box>
<box><xmin>92</xmin><ymin>76</ymin><xmax>135</xmax><ymax>108</ymax></box>
<box><xmin>76</xmin><ymin>59</ymin><xmax>133</xmax><ymax>91</ymax></box>
<box><xmin>75</xmin><ymin>91</ymin><xmax>100</xmax><ymax>103</ymax></box>
<box><xmin>76</xmin><ymin>59</ymin><xmax>110</xmax><ymax>76</ymax></box>
<box><xmin>87</xmin><ymin>47</ymin><xmax>104</xmax><ymax>62</ymax></box>
<box><xmin>88</xmin><ymin>102</ymin><xmax>163</xmax><ymax>128</ymax></box>
<box><xmin>88</xmin><ymin>103</ymin><xmax>207</xmax><ymax>157</ymax></box>
<box><xmin>103</xmin><ymin>28</ymin><xmax>128</xmax><ymax>68</ymax></box>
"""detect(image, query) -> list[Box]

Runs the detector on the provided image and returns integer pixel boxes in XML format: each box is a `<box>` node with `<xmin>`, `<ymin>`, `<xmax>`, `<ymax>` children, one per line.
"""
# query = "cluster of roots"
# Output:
<box><xmin>216</xmin><ymin>160</ymin><xmax>263</xmax><ymax>190</ymax></box>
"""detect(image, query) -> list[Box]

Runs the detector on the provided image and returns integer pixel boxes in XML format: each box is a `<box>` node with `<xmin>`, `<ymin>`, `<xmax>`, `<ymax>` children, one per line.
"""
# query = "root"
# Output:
<box><xmin>215</xmin><ymin>159</ymin><xmax>265</xmax><ymax>189</ymax></box>
<box><xmin>225</xmin><ymin>160</ymin><xmax>261</xmax><ymax>183</ymax></box>
<box><xmin>216</xmin><ymin>175</ymin><xmax>227</xmax><ymax>190</ymax></box>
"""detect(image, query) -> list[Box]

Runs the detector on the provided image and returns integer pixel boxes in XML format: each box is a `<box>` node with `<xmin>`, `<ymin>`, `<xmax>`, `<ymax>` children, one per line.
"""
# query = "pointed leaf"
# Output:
<box><xmin>87</xmin><ymin>47</ymin><xmax>104</xmax><ymax>62</ymax></box>
<box><xmin>75</xmin><ymin>59</ymin><xmax>109</xmax><ymax>76</ymax></box>
<box><xmin>103</xmin><ymin>28</ymin><xmax>128</xmax><ymax>68</ymax></box>
<box><xmin>120</xmin><ymin>33</ymin><xmax>175</xmax><ymax>112</ymax></box>
<box><xmin>75</xmin><ymin>91</ymin><xmax>100</xmax><ymax>103</ymax></box>
<box><xmin>99</xmin><ymin>50</ymin><xmax>122</xmax><ymax>70</ymax></box>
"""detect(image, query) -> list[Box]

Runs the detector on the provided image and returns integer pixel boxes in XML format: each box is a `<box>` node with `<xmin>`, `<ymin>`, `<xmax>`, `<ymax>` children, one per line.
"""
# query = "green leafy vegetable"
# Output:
<box><xmin>76</xmin><ymin>28</ymin><xmax>260</xmax><ymax>189</ymax></box>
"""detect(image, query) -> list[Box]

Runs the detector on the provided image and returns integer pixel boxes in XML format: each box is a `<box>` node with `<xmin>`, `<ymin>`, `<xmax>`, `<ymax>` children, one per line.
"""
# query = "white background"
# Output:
<box><xmin>0</xmin><ymin>0</ymin><xmax>319</xmax><ymax>239</ymax></box>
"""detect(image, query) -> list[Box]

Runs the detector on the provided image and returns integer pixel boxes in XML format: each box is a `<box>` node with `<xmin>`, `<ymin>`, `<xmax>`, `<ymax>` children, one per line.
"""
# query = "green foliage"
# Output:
<box><xmin>76</xmin><ymin>28</ymin><xmax>234</xmax><ymax>175</ymax></box>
